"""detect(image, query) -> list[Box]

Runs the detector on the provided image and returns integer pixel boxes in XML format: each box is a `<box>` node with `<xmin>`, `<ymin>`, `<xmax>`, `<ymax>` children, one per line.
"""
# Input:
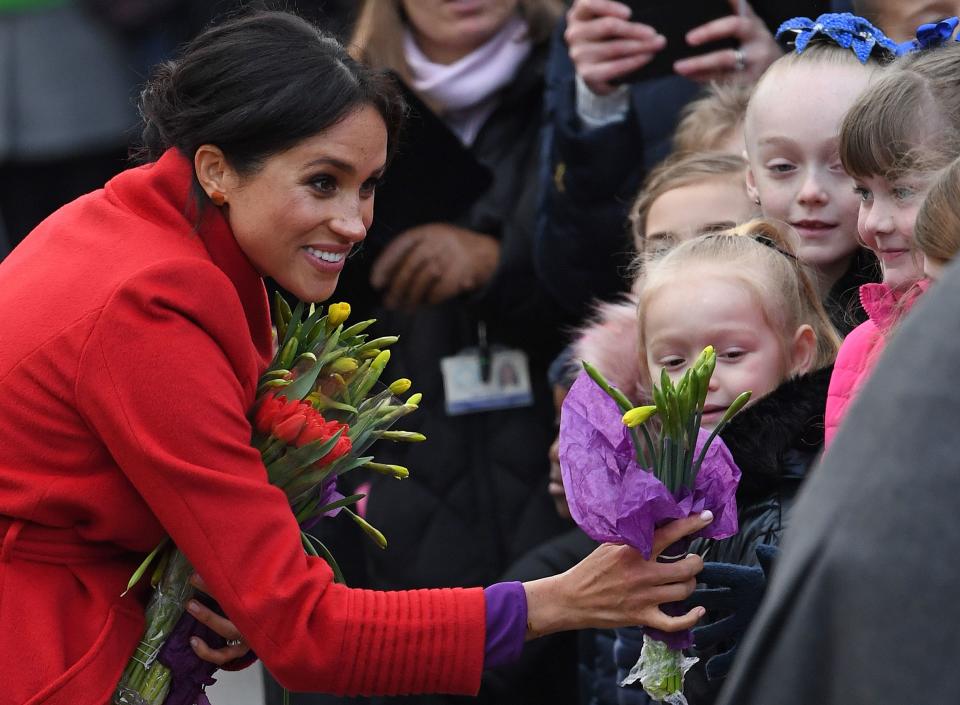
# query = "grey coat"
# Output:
<box><xmin>0</xmin><ymin>3</ymin><xmax>135</xmax><ymax>161</ymax></box>
<box><xmin>717</xmin><ymin>258</ymin><xmax>960</xmax><ymax>704</ymax></box>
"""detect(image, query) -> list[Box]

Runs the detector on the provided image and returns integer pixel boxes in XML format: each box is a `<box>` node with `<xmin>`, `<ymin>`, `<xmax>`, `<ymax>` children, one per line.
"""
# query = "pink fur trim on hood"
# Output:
<box><xmin>572</xmin><ymin>294</ymin><xmax>647</xmax><ymax>405</ymax></box>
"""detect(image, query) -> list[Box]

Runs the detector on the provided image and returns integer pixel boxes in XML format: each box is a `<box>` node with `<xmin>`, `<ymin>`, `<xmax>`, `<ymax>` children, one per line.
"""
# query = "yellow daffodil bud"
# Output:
<box><xmin>379</xmin><ymin>430</ymin><xmax>426</xmax><ymax>442</ymax></box>
<box><xmin>407</xmin><ymin>392</ymin><xmax>422</xmax><ymax>406</ymax></box>
<box><xmin>326</xmin><ymin>302</ymin><xmax>351</xmax><ymax>329</ymax></box>
<box><xmin>364</xmin><ymin>461</ymin><xmax>410</xmax><ymax>479</ymax></box>
<box><xmin>389</xmin><ymin>378</ymin><xmax>412</xmax><ymax>395</ymax></box>
<box><xmin>329</xmin><ymin>357</ymin><xmax>359</xmax><ymax>374</ymax></box>
<box><xmin>718</xmin><ymin>391</ymin><xmax>752</xmax><ymax>425</ymax></box>
<box><xmin>360</xmin><ymin>348</ymin><xmax>381</xmax><ymax>360</ymax></box>
<box><xmin>347</xmin><ymin>510</ymin><xmax>387</xmax><ymax>549</ymax></box>
<box><xmin>622</xmin><ymin>405</ymin><xmax>658</xmax><ymax>428</ymax></box>
<box><xmin>371</xmin><ymin>349</ymin><xmax>391</xmax><ymax>371</ymax></box>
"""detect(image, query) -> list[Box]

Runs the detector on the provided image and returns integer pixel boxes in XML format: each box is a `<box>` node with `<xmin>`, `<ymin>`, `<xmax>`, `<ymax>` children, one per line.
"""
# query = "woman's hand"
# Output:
<box><xmin>185</xmin><ymin>574</ymin><xmax>251</xmax><ymax>666</ymax></box>
<box><xmin>673</xmin><ymin>0</ymin><xmax>781</xmax><ymax>83</ymax></box>
<box><xmin>370</xmin><ymin>223</ymin><xmax>500</xmax><ymax>311</ymax></box>
<box><xmin>523</xmin><ymin>512</ymin><xmax>712</xmax><ymax>639</ymax></box>
<box><xmin>565</xmin><ymin>0</ymin><xmax>666</xmax><ymax>96</ymax></box>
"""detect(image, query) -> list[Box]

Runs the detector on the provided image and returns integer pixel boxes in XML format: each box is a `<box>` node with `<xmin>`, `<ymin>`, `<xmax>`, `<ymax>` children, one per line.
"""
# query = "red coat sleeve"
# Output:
<box><xmin>75</xmin><ymin>259</ymin><xmax>486</xmax><ymax>695</ymax></box>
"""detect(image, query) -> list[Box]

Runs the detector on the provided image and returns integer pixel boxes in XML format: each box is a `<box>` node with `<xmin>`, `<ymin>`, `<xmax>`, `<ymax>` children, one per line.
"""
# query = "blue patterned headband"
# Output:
<box><xmin>776</xmin><ymin>12</ymin><xmax>899</xmax><ymax>64</ymax></box>
<box><xmin>898</xmin><ymin>16</ymin><xmax>960</xmax><ymax>54</ymax></box>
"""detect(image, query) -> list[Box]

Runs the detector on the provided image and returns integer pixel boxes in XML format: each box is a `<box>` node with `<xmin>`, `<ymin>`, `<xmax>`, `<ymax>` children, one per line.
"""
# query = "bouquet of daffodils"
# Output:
<box><xmin>559</xmin><ymin>347</ymin><xmax>748</xmax><ymax>704</ymax></box>
<box><xmin>113</xmin><ymin>298</ymin><xmax>421</xmax><ymax>705</ymax></box>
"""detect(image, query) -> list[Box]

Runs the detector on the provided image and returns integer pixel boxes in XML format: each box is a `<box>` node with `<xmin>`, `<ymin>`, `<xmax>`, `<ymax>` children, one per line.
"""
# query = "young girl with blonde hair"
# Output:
<box><xmin>744</xmin><ymin>14</ymin><xmax>896</xmax><ymax>335</ymax></box>
<box><xmin>612</xmin><ymin>218</ymin><xmax>840</xmax><ymax>704</ymax></box>
<box><xmin>573</xmin><ymin>151</ymin><xmax>756</xmax><ymax>405</ymax></box>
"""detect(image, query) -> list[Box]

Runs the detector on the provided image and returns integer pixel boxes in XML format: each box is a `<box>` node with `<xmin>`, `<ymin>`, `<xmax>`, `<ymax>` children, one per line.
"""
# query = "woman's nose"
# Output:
<box><xmin>330</xmin><ymin>199</ymin><xmax>368</xmax><ymax>243</ymax></box>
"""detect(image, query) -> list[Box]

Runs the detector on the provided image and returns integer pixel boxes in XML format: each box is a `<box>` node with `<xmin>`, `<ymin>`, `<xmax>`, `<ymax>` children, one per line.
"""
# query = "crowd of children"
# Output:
<box><xmin>551</xmin><ymin>4</ymin><xmax>960</xmax><ymax>704</ymax></box>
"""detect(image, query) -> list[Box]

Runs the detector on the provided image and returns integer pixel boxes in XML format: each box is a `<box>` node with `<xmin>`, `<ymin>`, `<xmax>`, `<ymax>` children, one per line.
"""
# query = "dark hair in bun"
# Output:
<box><xmin>138</xmin><ymin>10</ymin><xmax>404</xmax><ymax>201</ymax></box>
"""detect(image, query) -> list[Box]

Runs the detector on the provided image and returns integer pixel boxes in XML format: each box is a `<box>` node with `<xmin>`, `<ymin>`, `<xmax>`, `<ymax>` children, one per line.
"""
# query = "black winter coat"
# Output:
<box><xmin>333</xmin><ymin>46</ymin><xmax>570</xmax><ymax>599</ymax></box>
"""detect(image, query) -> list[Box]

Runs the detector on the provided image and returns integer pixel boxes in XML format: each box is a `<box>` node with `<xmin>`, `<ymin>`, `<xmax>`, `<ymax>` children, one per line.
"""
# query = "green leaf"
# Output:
<box><xmin>265</xmin><ymin>430</ymin><xmax>344</xmax><ymax>488</ymax></box>
<box><xmin>302</xmin><ymin>532</ymin><xmax>345</xmax><ymax>584</ymax></box>
<box><xmin>122</xmin><ymin>538</ymin><xmax>169</xmax><ymax>596</ymax></box>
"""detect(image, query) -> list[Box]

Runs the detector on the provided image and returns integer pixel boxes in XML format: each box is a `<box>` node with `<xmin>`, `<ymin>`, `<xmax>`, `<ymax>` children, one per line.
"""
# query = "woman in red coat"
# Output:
<box><xmin>0</xmin><ymin>11</ymin><xmax>710</xmax><ymax>705</ymax></box>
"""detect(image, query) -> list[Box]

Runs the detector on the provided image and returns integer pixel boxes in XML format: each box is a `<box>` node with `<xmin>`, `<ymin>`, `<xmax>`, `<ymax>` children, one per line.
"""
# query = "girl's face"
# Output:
<box><xmin>644</xmin><ymin>268</ymin><xmax>812</xmax><ymax>427</ymax></box>
<box><xmin>641</xmin><ymin>176</ymin><xmax>757</xmax><ymax>255</ymax></box>
<box><xmin>745</xmin><ymin>62</ymin><xmax>873</xmax><ymax>285</ymax></box>
<box><xmin>401</xmin><ymin>0</ymin><xmax>520</xmax><ymax>64</ymax></box>
<box><xmin>208</xmin><ymin>106</ymin><xmax>387</xmax><ymax>303</ymax></box>
<box><xmin>853</xmin><ymin>173</ymin><xmax>929</xmax><ymax>290</ymax></box>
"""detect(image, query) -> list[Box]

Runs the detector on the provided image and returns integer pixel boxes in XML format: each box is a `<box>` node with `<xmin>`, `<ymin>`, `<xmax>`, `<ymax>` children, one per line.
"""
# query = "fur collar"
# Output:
<box><xmin>720</xmin><ymin>365</ymin><xmax>833</xmax><ymax>502</ymax></box>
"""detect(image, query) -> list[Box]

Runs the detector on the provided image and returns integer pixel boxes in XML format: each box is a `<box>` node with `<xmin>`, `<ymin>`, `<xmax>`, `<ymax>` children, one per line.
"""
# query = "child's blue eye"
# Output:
<box><xmin>853</xmin><ymin>186</ymin><xmax>871</xmax><ymax>202</ymax></box>
<box><xmin>892</xmin><ymin>186</ymin><xmax>915</xmax><ymax>201</ymax></box>
<box><xmin>767</xmin><ymin>162</ymin><xmax>795</xmax><ymax>174</ymax></box>
<box><xmin>720</xmin><ymin>350</ymin><xmax>746</xmax><ymax>361</ymax></box>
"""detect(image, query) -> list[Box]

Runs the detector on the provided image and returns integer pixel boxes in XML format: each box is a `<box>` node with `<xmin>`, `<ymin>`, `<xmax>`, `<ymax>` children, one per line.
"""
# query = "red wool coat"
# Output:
<box><xmin>0</xmin><ymin>150</ymin><xmax>485</xmax><ymax>705</ymax></box>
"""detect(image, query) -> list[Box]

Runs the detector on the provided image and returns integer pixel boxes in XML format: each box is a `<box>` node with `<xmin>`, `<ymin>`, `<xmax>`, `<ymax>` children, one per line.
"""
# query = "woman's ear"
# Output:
<box><xmin>789</xmin><ymin>324</ymin><xmax>817</xmax><ymax>376</ymax></box>
<box><xmin>194</xmin><ymin>144</ymin><xmax>234</xmax><ymax>200</ymax></box>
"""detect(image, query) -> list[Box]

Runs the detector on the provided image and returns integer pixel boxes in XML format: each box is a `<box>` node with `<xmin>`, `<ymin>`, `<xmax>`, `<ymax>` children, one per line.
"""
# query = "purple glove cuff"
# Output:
<box><xmin>483</xmin><ymin>581</ymin><xmax>528</xmax><ymax>669</ymax></box>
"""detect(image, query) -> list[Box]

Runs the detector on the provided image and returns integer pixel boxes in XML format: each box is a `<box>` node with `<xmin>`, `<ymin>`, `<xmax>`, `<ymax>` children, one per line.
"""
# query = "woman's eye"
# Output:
<box><xmin>360</xmin><ymin>177</ymin><xmax>381</xmax><ymax>197</ymax></box>
<box><xmin>310</xmin><ymin>175</ymin><xmax>337</xmax><ymax>193</ymax></box>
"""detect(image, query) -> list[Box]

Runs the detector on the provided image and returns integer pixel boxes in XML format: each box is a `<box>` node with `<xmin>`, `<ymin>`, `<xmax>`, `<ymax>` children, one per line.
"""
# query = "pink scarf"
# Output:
<box><xmin>404</xmin><ymin>13</ymin><xmax>532</xmax><ymax>146</ymax></box>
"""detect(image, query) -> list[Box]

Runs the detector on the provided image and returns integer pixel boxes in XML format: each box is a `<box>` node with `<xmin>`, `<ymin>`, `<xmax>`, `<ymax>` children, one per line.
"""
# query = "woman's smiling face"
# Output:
<box><xmin>208</xmin><ymin>105</ymin><xmax>388</xmax><ymax>303</ymax></box>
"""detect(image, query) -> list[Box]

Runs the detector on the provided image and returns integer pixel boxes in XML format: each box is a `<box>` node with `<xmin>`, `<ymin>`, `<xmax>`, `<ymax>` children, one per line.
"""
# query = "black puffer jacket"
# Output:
<box><xmin>679</xmin><ymin>365</ymin><xmax>832</xmax><ymax>705</ymax></box>
<box><xmin>333</xmin><ymin>45</ymin><xmax>570</xmax><ymax>598</ymax></box>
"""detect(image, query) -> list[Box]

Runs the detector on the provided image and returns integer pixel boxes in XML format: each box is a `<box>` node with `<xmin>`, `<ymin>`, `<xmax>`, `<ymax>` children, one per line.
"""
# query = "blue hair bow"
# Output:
<box><xmin>776</xmin><ymin>12</ymin><xmax>899</xmax><ymax>64</ymax></box>
<box><xmin>897</xmin><ymin>16</ymin><xmax>960</xmax><ymax>54</ymax></box>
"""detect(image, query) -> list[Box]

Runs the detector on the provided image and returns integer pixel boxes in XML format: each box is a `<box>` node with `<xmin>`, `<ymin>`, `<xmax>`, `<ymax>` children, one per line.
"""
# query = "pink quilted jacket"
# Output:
<box><xmin>824</xmin><ymin>280</ymin><xmax>928</xmax><ymax>447</ymax></box>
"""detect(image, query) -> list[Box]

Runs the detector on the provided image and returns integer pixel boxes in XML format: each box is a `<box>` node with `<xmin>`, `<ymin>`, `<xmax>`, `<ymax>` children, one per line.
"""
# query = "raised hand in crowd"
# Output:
<box><xmin>566</xmin><ymin>0</ymin><xmax>781</xmax><ymax>94</ymax></box>
<box><xmin>674</xmin><ymin>0</ymin><xmax>781</xmax><ymax>83</ymax></box>
<box><xmin>564</xmin><ymin>0</ymin><xmax>666</xmax><ymax>95</ymax></box>
<box><xmin>369</xmin><ymin>223</ymin><xmax>500</xmax><ymax>311</ymax></box>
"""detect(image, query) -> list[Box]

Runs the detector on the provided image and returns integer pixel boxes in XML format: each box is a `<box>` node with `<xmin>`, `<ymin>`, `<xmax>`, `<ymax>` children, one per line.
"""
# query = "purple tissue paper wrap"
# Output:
<box><xmin>559</xmin><ymin>371</ymin><xmax>741</xmax><ymax>559</ymax></box>
<box><xmin>559</xmin><ymin>371</ymin><xmax>741</xmax><ymax>650</ymax></box>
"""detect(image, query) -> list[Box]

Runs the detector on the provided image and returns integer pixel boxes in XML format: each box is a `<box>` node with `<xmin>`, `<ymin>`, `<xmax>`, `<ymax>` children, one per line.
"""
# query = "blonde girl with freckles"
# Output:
<box><xmin>743</xmin><ymin>15</ymin><xmax>898</xmax><ymax>336</ymax></box>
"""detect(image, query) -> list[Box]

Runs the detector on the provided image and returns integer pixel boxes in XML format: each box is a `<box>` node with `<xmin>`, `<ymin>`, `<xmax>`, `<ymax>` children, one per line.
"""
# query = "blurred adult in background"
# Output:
<box><xmin>534</xmin><ymin>0</ymin><xmax>834</xmax><ymax>323</ymax></box>
<box><xmin>0</xmin><ymin>0</ymin><xmax>358</xmax><ymax>257</ymax></box>
<box><xmin>0</xmin><ymin>0</ymin><xmax>139</xmax><ymax>248</ymax></box>
<box><xmin>852</xmin><ymin>0</ymin><xmax>960</xmax><ymax>42</ymax></box>
<box><xmin>309</xmin><ymin>2</ymin><xmax>576</xmax><ymax>704</ymax></box>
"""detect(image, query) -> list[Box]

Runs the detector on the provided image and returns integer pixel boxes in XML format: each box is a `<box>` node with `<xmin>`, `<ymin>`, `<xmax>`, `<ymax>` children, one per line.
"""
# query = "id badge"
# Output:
<box><xmin>440</xmin><ymin>348</ymin><xmax>534</xmax><ymax>415</ymax></box>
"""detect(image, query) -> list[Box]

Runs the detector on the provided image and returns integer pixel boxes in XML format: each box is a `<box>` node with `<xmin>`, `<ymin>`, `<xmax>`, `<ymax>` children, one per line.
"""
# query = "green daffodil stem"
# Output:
<box><xmin>582</xmin><ymin>361</ymin><xmax>634</xmax><ymax>413</ymax></box>
<box><xmin>691</xmin><ymin>391</ymin><xmax>752</xmax><ymax>477</ymax></box>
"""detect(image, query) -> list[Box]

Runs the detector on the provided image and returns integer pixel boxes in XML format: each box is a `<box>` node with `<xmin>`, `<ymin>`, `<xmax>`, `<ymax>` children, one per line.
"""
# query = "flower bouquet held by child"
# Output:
<box><xmin>560</xmin><ymin>347</ymin><xmax>748</xmax><ymax>704</ymax></box>
<box><xmin>114</xmin><ymin>298</ymin><xmax>422</xmax><ymax>705</ymax></box>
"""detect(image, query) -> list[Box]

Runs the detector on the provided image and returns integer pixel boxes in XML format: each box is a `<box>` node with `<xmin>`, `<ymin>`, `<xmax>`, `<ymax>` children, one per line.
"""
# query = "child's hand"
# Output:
<box><xmin>674</xmin><ymin>0</ymin><xmax>781</xmax><ymax>83</ymax></box>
